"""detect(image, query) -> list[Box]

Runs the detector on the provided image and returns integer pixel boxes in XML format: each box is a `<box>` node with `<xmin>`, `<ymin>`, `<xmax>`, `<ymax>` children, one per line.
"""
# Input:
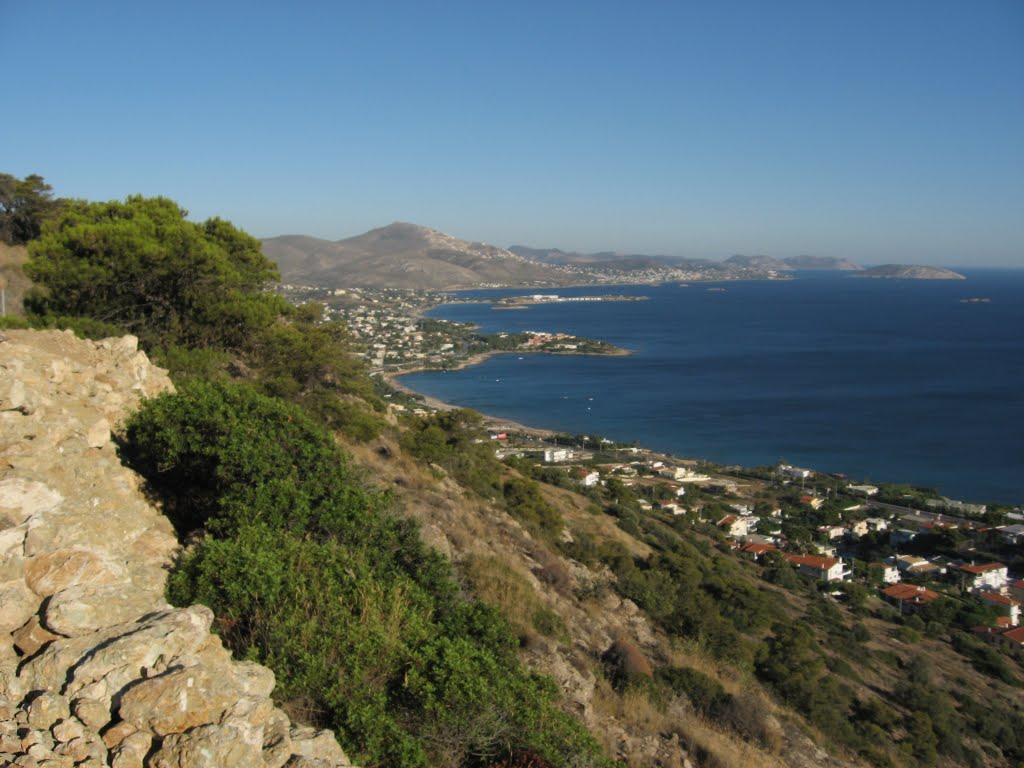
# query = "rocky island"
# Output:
<box><xmin>854</xmin><ymin>264</ymin><xmax>966</xmax><ymax>280</ymax></box>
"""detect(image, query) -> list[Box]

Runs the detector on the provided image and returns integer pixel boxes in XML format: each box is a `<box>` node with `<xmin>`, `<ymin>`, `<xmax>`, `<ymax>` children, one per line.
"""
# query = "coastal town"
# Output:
<box><xmin>275</xmin><ymin>284</ymin><xmax>628</xmax><ymax>371</ymax></box>
<box><xmin>476</xmin><ymin>430</ymin><xmax>1024</xmax><ymax>653</ymax></box>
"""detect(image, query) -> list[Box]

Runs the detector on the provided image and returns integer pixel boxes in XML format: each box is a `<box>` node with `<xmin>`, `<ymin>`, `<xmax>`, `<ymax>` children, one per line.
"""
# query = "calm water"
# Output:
<box><xmin>400</xmin><ymin>270</ymin><xmax>1024</xmax><ymax>504</ymax></box>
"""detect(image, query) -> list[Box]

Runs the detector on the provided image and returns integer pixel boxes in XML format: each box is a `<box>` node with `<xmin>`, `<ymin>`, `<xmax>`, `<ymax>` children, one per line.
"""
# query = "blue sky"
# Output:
<box><xmin>3</xmin><ymin>0</ymin><xmax>1022</xmax><ymax>265</ymax></box>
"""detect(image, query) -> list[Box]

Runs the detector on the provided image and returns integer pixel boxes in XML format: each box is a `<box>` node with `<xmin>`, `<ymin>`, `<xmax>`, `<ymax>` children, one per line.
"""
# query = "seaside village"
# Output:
<box><xmin>278</xmin><ymin>283</ymin><xmax>1024</xmax><ymax>651</ymax></box>
<box><xmin>276</xmin><ymin>284</ymin><xmax>619</xmax><ymax>370</ymax></box>
<box><xmin>485</xmin><ymin>436</ymin><xmax>1024</xmax><ymax>651</ymax></box>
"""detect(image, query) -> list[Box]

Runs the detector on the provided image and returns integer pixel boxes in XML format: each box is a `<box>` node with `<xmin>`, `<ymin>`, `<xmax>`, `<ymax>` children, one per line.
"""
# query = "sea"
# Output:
<box><xmin>398</xmin><ymin>270</ymin><xmax>1024</xmax><ymax>505</ymax></box>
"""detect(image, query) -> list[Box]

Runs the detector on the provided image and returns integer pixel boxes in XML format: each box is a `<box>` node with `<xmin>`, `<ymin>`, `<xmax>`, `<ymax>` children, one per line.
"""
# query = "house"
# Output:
<box><xmin>979</xmin><ymin>592</ymin><xmax>1021</xmax><ymax>626</ymax></box>
<box><xmin>995</xmin><ymin>626</ymin><xmax>1024</xmax><ymax>653</ymax></box>
<box><xmin>741</xmin><ymin>541</ymin><xmax>778</xmax><ymax>560</ymax></box>
<box><xmin>817</xmin><ymin>525</ymin><xmax>846</xmax><ymax>540</ymax></box>
<box><xmin>662</xmin><ymin>483</ymin><xmax>687</xmax><ymax>498</ymax></box>
<box><xmin>717</xmin><ymin>514</ymin><xmax>757</xmax><ymax>538</ymax></box>
<box><xmin>800</xmin><ymin>495</ymin><xmax>824</xmax><ymax>510</ymax></box>
<box><xmin>657</xmin><ymin>502</ymin><xmax>684</xmax><ymax>516</ymax></box>
<box><xmin>894</xmin><ymin>555</ymin><xmax>944</xmax><ymax>577</ymax></box>
<box><xmin>574</xmin><ymin>469</ymin><xmax>600</xmax><ymax>488</ymax></box>
<box><xmin>782</xmin><ymin>553</ymin><xmax>849</xmax><ymax>582</ymax></box>
<box><xmin>890</xmin><ymin>529</ymin><xmax>920</xmax><ymax>546</ymax></box>
<box><xmin>848</xmin><ymin>520</ymin><xmax>870</xmax><ymax>537</ymax></box>
<box><xmin>813</xmin><ymin>543</ymin><xmax>837</xmax><ymax>558</ymax></box>
<box><xmin>864</xmin><ymin>517</ymin><xmax>889</xmax><ymax>532</ymax></box>
<box><xmin>881</xmin><ymin>583</ymin><xmax>941</xmax><ymax>612</ymax></box>
<box><xmin>953</xmin><ymin>562</ymin><xmax>1009</xmax><ymax>592</ymax></box>
<box><xmin>848</xmin><ymin>484</ymin><xmax>879</xmax><ymax>496</ymax></box>
<box><xmin>997</xmin><ymin>524</ymin><xmax>1024</xmax><ymax>545</ymax></box>
<box><xmin>1008</xmin><ymin>579</ymin><xmax>1024</xmax><ymax>603</ymax></box>
<box><xmin>779</xmin><ymin>464</ymin><xmax>814</xmax><ymax>480</ymax></box>
<box><xmin>543</xmin><ymin>448</ymin><xmax>572</xmax><ymax>463</ymax></box>
<box><xmin>868</xmin><ymin>562</ymin><xmax>900</xmax><ymax>584</ymax></box>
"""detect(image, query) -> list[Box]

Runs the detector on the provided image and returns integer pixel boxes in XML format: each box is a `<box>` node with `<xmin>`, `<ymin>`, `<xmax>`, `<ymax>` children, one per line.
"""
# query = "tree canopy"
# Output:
<box><xmin>0</xmin><ymin>173</ymin><xmax>61</xmax><ymax>245</ymax></box>
<box><xmin>25</xmin><ymin>195</ymin><xmax>281</xmax><ymax>350</ymax></box>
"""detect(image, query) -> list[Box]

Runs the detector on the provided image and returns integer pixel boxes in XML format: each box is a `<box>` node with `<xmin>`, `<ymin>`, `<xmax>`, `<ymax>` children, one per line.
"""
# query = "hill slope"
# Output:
<box><xmin>856</xmin><ymin>264</ymin><xmax>966</xmax><ymax>279</ymax></box>
<box><xmin>263</xmin><ymin>223</ymin><xmax>582</xmax><ymax>290</ymax></box>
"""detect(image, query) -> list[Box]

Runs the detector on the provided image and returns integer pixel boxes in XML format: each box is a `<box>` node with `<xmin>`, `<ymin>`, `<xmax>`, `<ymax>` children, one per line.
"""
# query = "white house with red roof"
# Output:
<box><xmin>979</xmin><ymin>592</ymin><xmax>1021</xmax><ymax>626</ymax></box>
<box><xmin>782</xmin><ymin>553</ymin><xmax>849</xmax><ymax>582</ymax></box>
<box><xmin>881</xmin><ymin>583</ymin><xmax>941</xmax><ymax>612</ymax></box>
<box><xmin>954</xmin><ymin>562</ymin><xmax>1008</xmax><ymax>592</ymax></box>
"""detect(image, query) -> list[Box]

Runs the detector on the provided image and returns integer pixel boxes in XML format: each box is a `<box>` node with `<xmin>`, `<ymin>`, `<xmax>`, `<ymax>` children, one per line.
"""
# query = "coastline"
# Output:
<box><xmin>391</xmin><ymin>279</ymin><xmax>1023</xmax><ymax>505</ymax></box>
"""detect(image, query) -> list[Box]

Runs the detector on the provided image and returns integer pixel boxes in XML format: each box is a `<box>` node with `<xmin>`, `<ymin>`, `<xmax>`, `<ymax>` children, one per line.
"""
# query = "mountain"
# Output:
<box><xmin>725</xmin><ymin>254</ymin><xmax>792</xmax><ymax>270</ymax></box>
<box><xmin>509</xmin><ymin>245</ymin><xmax>710</xmax><ymax>271</ymax></box>
<box><xmin>263</xmin><ymin>223</ymin><xmax>580</xmax><ymax>290</ymax></box>
<box><xmin>855</xmin><ymin>264</ymin><xmax>966</xmax><ymax>280</ymax></box>
<box><xmin>783</xmin><ymin>255</ymin><xmax>863</xmax><ymax>270</ymax></box>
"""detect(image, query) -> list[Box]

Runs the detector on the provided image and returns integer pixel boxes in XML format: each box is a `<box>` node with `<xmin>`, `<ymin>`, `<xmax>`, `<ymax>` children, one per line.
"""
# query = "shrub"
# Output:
<box><xmin>603</xmin><ymin>638</ymin><xmax>654</xmax><ymax>691</ymax></box>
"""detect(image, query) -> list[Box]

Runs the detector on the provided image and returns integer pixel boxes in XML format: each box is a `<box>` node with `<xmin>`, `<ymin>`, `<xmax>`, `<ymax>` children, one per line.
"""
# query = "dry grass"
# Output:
<box><xmin>674</xmin><ymin>711</ymin><xmax>792</xmax><ymax>768</ymax></box>
<box><xmin>0</xmin><ymin>243</ymin><xmax>31</xmax><ymax>316</ymax></box>
<box><xmin>460</xmin><ymin>552</ymin><xmax>561</xmax><ymax>641</ymax></box>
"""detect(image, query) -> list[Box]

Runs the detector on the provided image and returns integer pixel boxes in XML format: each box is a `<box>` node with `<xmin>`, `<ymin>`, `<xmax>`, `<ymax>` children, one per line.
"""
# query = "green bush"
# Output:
<box><xmin>657</xmin><ymin>666</ymin><xmax>732</xmax><ymax>718</ymax></box>
<box><xmin>131</xmin><ymin>383</ymin><xmax>609</xmax><ymax>768</ymax></box>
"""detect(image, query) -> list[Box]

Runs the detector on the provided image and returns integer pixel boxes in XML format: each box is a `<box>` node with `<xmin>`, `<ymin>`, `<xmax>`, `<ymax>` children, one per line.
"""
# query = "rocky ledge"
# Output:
<box><xmin>0</xmin><ymin>329</ymin><xmax>355</xmax><ymax>768</ymax></box>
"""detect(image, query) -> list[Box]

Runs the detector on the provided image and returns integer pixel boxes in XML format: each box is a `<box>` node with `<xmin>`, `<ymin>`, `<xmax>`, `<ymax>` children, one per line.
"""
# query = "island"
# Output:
<box><xmin>492</xmin><ymin>293</ymin><xmax>648</xmax><ymax>308</ymax></box>
<box><xmin>853</xmin><ymin>264</ymin><xmax>966</xmax><ymax>280</ymax></box>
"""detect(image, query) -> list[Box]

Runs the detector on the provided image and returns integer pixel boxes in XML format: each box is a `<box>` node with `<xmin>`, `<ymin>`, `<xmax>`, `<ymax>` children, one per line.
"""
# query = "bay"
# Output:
<box><xmin>399</xmin><ymin>270</ymin><xmax>1024</xmax><ymax>504</ymax></box>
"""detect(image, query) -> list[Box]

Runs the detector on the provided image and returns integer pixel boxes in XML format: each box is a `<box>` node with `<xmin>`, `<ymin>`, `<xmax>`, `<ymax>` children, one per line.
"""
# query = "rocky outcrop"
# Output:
<box><xmin>0</xmin><ymin>329</ymin><xmax>355</xmax><ymax>768</ymax></box>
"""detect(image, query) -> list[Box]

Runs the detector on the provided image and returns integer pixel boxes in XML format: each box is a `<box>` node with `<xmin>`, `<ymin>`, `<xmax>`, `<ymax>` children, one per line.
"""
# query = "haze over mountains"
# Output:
<box><xmin>262</xmin><ymin>222</ymin><xmax>962</xmax><ymax>290</ymax></box>
<box><xmin>263</xmin><ymin>222</ymin><xmax>578</xmax><ymax>290</ymax></box>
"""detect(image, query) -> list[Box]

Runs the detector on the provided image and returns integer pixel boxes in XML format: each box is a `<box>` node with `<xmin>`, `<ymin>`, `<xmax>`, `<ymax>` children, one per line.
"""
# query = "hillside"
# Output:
<box><xmin>784</xmin><ymin>256</ymin><xmax>863</xmax><ymax>270</ymax></box>
<box><xmin>725</xmin><ymin>254</ymin><xmax>791</xmax><ymax>270</ymax></box>
<box><xmin>263</xmin><ymin>223</ymin><xmax>583</xmax><ymax>290</ymax></box>
<box><xmin>0</xmin><ymin>330</ymin><xmax>354</xmax><ymax>767</ymax></box>
<box><xmin>11</xmin><ymin>187</ymin><xmax>1021</xmax><ymax>768</ymax></box>
<box><xmin>855</xmin><ymin>264</ymin><xmax>966</xmax><ymax>280</ymax></box>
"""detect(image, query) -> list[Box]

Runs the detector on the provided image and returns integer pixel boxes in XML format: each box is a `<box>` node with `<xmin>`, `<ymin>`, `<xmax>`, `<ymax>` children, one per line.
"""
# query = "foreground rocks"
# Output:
<box><xmin>0</xmin><ymin>330</ymin><xmax>355</xmax><ymax>767</ymax></box>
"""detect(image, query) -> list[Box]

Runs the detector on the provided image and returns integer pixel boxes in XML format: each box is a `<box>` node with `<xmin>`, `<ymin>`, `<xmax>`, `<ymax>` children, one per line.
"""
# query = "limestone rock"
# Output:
<box><xmin>45</xmin><ymin>581</ymin><xmax>169</xmax><ymax>637</ymax></box>
<box><xmin>84</xmin><ymin>418</ymin><xmax>111</xmax><ymax>449</ymax></box>
<box><xmin>289</xmin><ymin>727</ymin><xmax>353</xmax><ymax>766</ymax></box>
<box><xmin>12</xmin><ymin>616</ymin><xmax>61</xmax><ymax>657</ymax></box>
<box><xmin>148</xmin><ymin>723</ymin><xmax>264</xmax><ymax>768</ymax></box>
<box><xmin>24</xmin><ymin>547</ymin><xmax>127</xmax><ymax>598</ymax></box>
<box><xmin>118</xmin><ymin>663</ymin><xmax>274</xmax><ymax>736</ymax></box>
<box><xmin>70</xmin><ymin>697</ymin><xmax>110</xmax><ymax>731</ymax></box>
<box><xmin>0</xmin><ymin>331</ymin><xmax>357</xmax><ymax>768</ymax></box>
<box><xmin>0</xmin><ymin>479</ymin><xmax>63</xmax><ymax>525</ymax></box>
<box><xmin>25</xmin><ymin>692</ymin><xmax>70</xmax><ymax>730</ymax></box>
<box><xmin>0</xmin><ymin>577</ymin><xmax>39</xmax><ymax>633</ymax></box>
<box><xmin>109</xmin><ymin>730</ymin><xmax>151</xmax><ymax>768</ymax></box>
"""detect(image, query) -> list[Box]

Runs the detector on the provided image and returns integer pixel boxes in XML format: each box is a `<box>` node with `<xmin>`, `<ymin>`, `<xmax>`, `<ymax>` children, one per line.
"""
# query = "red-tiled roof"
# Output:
<box><xmin>741</xmin><ymin>542</ymin><xmax>778</xmax><ymax>555</ymax></box>
<box><xmin>958</xmin><ymin>562</ymin><xmax>1006</xmax><ymax>575</ymax></box>
<box><xmin>783</xmin><ymin>553</ymin><xmax>838</xmax><ymax>571</ymax></box>
<box><xmin>980</xmin><ymin>592</ymin><xmax>1021</xmax><ymax>607</ymax></box>
<box><xmin>1000</xmin><ymin>627</ymin><xmax>1024</xmax><ymax>644</ymax></box>
<box><xmin>882</xmin><ymin>584</ymin><xmax>940</xmax><ymax>604</ymax></box>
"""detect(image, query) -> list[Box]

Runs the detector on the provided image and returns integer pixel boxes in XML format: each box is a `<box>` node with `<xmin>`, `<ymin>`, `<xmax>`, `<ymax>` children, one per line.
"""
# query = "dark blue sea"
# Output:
<box><xmin>399</xmin><ymin>270</ymin><xmax>1024</xmax><ymax>505</ymax></box>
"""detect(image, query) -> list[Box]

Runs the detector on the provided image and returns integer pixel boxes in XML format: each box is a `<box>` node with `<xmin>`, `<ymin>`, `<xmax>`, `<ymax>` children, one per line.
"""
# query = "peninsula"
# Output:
<box><xmin>854</xmin><ymin>264</ymin><xmax>967</xmax><ymax>280</ymax></box>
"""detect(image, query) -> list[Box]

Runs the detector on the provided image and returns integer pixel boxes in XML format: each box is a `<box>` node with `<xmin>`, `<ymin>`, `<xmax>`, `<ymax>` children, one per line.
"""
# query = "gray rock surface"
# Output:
<box><xmin>0</xmin><ymin>330</ymin><xmax>355</xmax><ymax>767</ymax></box>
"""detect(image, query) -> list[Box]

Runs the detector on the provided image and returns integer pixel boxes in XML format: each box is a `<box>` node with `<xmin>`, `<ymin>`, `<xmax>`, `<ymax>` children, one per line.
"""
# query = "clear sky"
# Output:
<box><xmin>3</xmin><ymin>0</ymin><xmax>1023</xmax><ymax>265</ymax></box>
